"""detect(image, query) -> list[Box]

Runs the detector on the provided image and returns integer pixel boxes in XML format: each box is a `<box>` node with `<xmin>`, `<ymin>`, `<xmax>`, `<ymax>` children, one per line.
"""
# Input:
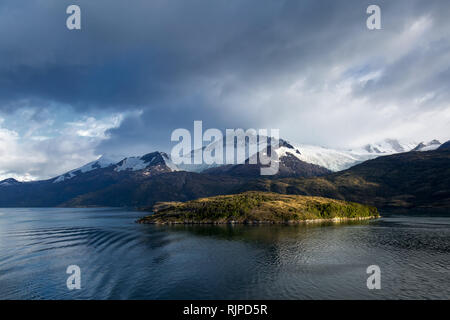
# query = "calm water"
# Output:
<box><xmin>0</xmin><ymin>208</ymin><xmax>449</xmax><ymax>300</ymax></box>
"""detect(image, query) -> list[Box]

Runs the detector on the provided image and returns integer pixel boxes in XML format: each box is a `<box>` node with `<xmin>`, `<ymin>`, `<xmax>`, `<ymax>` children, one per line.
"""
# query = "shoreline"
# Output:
<box><xmin>137</xmin><ymin>215</ymin><xmax>379</xmax><ymax>225</ymax></box>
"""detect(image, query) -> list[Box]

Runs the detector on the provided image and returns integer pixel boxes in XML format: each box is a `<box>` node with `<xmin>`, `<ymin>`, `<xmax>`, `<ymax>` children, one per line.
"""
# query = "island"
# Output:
<box><xmin>137</xmin><ymin>191</ymin><xmax>379</xmax><ymax>224</ymax></box>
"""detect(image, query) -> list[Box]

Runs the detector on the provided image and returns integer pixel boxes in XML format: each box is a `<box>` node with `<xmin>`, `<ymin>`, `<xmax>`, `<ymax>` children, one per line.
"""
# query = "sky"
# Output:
<box><xmin>0</xmin><ymin>0</ymin><xmax>450</xmax><ymax>180</ymax></box>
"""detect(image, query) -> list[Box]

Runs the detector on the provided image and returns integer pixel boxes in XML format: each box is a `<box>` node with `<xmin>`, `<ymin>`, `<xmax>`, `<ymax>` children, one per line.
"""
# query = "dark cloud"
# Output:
<box><xmin>0</xmin><ymin>0</ymin><xmax>449</xmax><ymax>157</ymax></box>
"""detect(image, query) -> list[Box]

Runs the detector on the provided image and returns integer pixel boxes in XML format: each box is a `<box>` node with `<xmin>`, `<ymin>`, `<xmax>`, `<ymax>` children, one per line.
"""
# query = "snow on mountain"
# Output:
<box><xmin>438</xmin><ymin>140</ymin><xmax>450</xmax><ymax>150</ymax></box>
<box><xmin>161</xmin><ymin>154</ymin><xmax>180</xmax><ymax>172</ymax></box>
<box><xmin>114</xmin><ymin>157</ymin><xmax>149</xmax><ymax>172</ymax></box>
<box><xmin>196</xmin><ymin>135</ymin><xmax>443</xmax><ymax>172</ymax></box>
<box><xmin>177</xmin><ymin>134</ymin><xmax>441</xmax><ymax>173</ymax></box>
<box><xmin>114</xmin><ymin>152</ymin><xmax>179</xmax><ymax>172</ymax></box>
<box><xmin>53</xmin><ymin>155</ymin><xmax>120</xmax><ymax>183</ymax></box>
<box><xmin>276</xmin><ymin>144</ymin><xmax>362</xmax><ymax>172</ymax></box>
<box><xmin>176</xmin><ymin>132</ymin><xmax>289</xmax><ymax>172</ymax></box>
<box><xmin>351</xmin><ymin>139</ymin><xmax>420</xmax><ymax>155</ymax></box>
<box><xmin>411</xmin><ymin>140</ymin><xmax>441</xmax><ymax>152</ymax></box>
<box><xmin>290</xmin><ymin>139</ymin><xmax>442</xmax><ymax>172</ymax></box>
<box><xmin>51</xmin><ymin>138</ymin><xmax>442</xmax><ymax>183</ymax></box>
<box><xmin>53</xmin><ymin>152</ymin><xmax>179</xmax><ymax>183</ymax></box>
<box><xmin>0</xmin><ymin>178</ymin><xmax>21</xmax><ymax>187</ymax></box>
<box><xmin>183</xmin><ymin>132</ymin><xmax>429</xmax><ymax>172</ymax></box>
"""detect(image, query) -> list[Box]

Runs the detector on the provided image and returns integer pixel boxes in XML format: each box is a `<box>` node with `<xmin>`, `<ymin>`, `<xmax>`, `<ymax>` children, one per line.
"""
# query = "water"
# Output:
<box><xmin>0</xmin><ymin>208</ymin><xmax>449</xmax><ymax>300</ymax></box>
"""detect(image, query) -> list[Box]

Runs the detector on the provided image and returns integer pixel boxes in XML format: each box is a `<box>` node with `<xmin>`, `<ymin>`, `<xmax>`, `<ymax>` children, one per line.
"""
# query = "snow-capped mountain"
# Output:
<box><xmin>45</xmin><ymin>137</ymin><xmax>446</xmax><ymax>184</ymax></box>
<box><xmin>176</xmin><ymin>132</ymin><xmax>295</xmax><ymax>173</ymax></box>
<box><xmin>353</xmin><ymin>139</ymin><xmax>419</xmax><ymax>154</ymax></box>
<box><xmin>114</xmin><ymin>152</ymin><xmax>179</xmax><ymax>173</ymax></box>
<box><xmin>0</xmin><ymin>139</ymin><xmax>448</xmax><ymax>208</ymax></box>
<box><xmin>412</xmin><ymin>140</ymin><xmax>442</xmax><ymax>152</ymax></box>
<box><xmin>53</xmin><ymin>152</ymin><xmax>179</xmax><ymax>183</ymax></box>
<box><xmin>287</xmin><ymin>139</ymin><xmax>442</xmax><ymax>172</ymax></box>
<box><xmin>0</xmin><ymin>178</ymin><xmax>21</xmax><ymax>187</ymax></box>
<box><xmin>276</xmin><ymin>144</ymin><xmax>364</xmax><ymax>172</ymax></box>
<box><xmin>179</xmin><ymin>134</ymin><xmax>442</xmax><ymax>173</ymax></box>
<box><xmin>53</xmin><ymin>155</ymin><xmax>121</xmax><ymax>183</ymax></box>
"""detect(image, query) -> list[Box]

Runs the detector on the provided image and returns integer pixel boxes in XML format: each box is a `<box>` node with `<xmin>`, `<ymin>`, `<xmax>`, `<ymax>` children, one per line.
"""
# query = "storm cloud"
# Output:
<box><xmin>0</xmin><ymin>0</ymin><xmax>449</xmax><ymax>179</ymax></box>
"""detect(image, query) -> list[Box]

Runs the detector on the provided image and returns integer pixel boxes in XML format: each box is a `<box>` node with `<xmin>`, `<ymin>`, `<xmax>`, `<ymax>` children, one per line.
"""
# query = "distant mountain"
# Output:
<box><xmin>291</xmin><ymin>139</ymin><xmax>439</xmax><ymax>172</ymax></box>
<box><xmin>0</xmin><ymin>178</ymin><xmax>21</xmax><ymax>187</ymax></box>
<box><xmin>0</xmin><ymin>146</ymin><xmax>330</xmax><ymax>207</ymax></box>
<box><xmin>177</xmin><ymin>133</ymin><xmax>331</xmax><ymax>178</ymax></box>
<box><xmin>359</xmin><ymin>138</ymin><xmax>418</xmax><ymax>154</ymax></box>
<box><xmin>53</xmin><ymin>152</ymin><xmax>179</xmax><ymax>183</ymax></box>
<box><xmin>439</xmin><ymin>140</ymin><xmax>450</xmax><ymax>151</ymax></box>
<box><xmin>412</xmin><ymin>140</ymin><xmax>441</xmax><ymax>152</ymax></box>
<box><xmin>0</xmin><ymin>151</ymin><xmax>181</xmax><ymax>207</ymax></box>
<box><xmin>203</xmin><ymin>152</ymin><xmax>331</xmax><ymax>178</ymax></box>
<box><xmin>179</xmin><ymin>135</ymin><xmax>430</xmax><ymax>173</ymax></box>
<box><xmin>176</xmin><ymin>134</ymin><xmax>293</xmax><ymax>173</ymax></box>
<box><xmin>0</xmin><ymin>141</ymin><xmax>332</xmax><ymax>207</ymax></box>
<box><xmin>66</xmin><ymin>147</ymin><xmax>450</xmax><ymax>210</ymax></box>
<box><xmin>62</xmin><ymin>172</ymin><xmax>246</xmax><ymax>208</ymax></box>
<box><xmin>0</xmin><ymin>138</ymin><xmax>447</xmax><ymax>209</ymax></box>
<box><xmin>53</xmin><ymin>155</ymin><xmax>120</xmax><ymax>183</ymax></box>
<box><xmin>243</xmin><ymin>148</ymin><xmax>450</xmax><ymax>210</ymax></box>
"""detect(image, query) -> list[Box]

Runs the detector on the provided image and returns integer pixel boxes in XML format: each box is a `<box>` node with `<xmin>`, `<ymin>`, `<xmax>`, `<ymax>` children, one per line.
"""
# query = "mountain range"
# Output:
<box><xmin>0</xmin><ymin>138</ymin><xmax>448</xmax><ymax>211</ymax></box>
<box><xmin>42</xmin><ymin>137</ymin><xmax>446</xmax><ymax>182</ymax></box>
<box><xmin>241</xmin><ymin>146</ymin><xmax>450</xmax><ymax>210</ymax></box>
<box><xmin>178</xmin><ymin>137</ymin><xmax>442</xmax><ymax>172</ymax></box>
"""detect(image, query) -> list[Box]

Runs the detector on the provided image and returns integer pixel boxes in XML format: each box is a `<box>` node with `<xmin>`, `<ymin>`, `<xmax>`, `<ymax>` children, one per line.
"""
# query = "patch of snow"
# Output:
<box><xmin>181</xmin><ymin>137</ymin><xmax>428</xmax><ymax>173</ymax></box>
<box><xmin>350</xmin><ymin>139</ymin><xmax>419</xmax><ymax>155</ymax></box>
<box><xmin>412</xmin><ymin>140</ymin><xmax>442</xmax><ymax>152</ymax></box>
<box><xmin>290</xmin><ymin>139</ymin><xmax>438</xmax><ymax>171</ymax></box>
<box><xmin>51</xmin><ymin>137</ymin><xmax>440</xmax><ymax>183</ymax></box>
<box><xmin>53</xmin><ymin>155</ymin><xmax>121</xmax><ymax>183</ymax></box>
<box><xmin>420</xmin><ymin>144</ymin><xmax>440</xmax><ymax>151</ymax></box>
<box><xmin>276</xmin><ymin>145</ymin><xmax>362</xmax><ymax>172</ymax></box>
<box><xmin>114</xmin><ymin>157</ymin><xmax>148</xmax><ymax>172</ymax></box>
<box><xmin>53</xmin><ymin>152</ymin><xmax>180</xmax><ymax>182</ymax></box>
<box><xmin>161</xmin><ymin>153</ymin><xmax>180</xmax><ymax>172</ymax></box>
<box><xmin>0</xmin><ymin>178</ymin><xmax>20</xmax><ymax>187</ymax></box>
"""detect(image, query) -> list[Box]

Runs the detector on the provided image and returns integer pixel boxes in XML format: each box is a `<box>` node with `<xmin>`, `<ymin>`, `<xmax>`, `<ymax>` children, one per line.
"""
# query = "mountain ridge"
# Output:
<box><xmin>0</xmin><ymin>139</ymin><xmax>448</xmax><ymax>211</ymax></box>
<box><xmin>2</xmin><ymin>137</ymin><xmax>442</xmax><ymax>183</ymax></box>
<box><xmin>241</xmin><ymin>148</ymin><xmax>450</xmax><ymax>210</ymax></box>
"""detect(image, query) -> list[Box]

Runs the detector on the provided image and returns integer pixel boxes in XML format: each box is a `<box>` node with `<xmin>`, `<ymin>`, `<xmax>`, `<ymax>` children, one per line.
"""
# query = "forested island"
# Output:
<box><xmin>137</xmin><ymin>191</ymin><xmax>379</xmax><ymax>224</ymax></box>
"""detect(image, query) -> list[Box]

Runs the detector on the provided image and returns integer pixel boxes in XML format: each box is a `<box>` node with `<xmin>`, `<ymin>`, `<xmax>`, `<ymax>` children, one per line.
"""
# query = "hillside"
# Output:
<box><xmin>63</xmin><ymin>171</ymin><xmax>246</xmax><ymax>207</ymax></box>
<box><xmin>203</xmin><ymin>153</ymin><xmax>331</xmax><ymax>178</ymax></box>
<box><xmin>241</xmin><ymin>149</ymin><xmax>450</xmax><ymax>210</ymax></box>
<box><xmin>1</xmin><ymin>147</ymin><xmax>449</xmax><ymax>210</ymax></box>
<box><xmin>0</xmin><ymin>148</ymin><xmax>329</xmax><ymax>207</ymax></box>
<box><xmin>137</xmin><ymin>191</ymin><xmax>379</xmax><ymax>224</ymax></box>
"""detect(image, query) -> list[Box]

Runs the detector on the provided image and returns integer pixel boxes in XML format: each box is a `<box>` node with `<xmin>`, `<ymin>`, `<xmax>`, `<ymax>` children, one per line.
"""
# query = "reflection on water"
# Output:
<box><xmin>0</xmin><ymin>208</ymin><xmax>449</xmax><ymax>299</ymax></box>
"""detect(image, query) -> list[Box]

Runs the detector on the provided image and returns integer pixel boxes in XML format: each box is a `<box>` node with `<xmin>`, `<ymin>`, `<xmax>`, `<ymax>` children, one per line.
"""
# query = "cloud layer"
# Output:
<box><xmin>0</xmin><ymin>0</ymin><xmax>450</xmax><ymax>179</ymax></box>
